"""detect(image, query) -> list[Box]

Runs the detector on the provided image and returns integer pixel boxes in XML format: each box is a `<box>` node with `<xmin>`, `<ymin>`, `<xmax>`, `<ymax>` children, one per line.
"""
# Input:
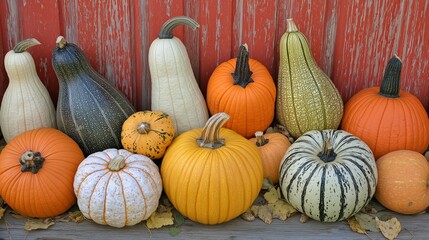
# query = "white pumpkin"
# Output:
<box><xmin>149</xmin><ymin>16</ymin><xmax>209</xmax><ymax>135</ymax></box>
<box><xmin>0</xmin><ymin>38</ymin><xmax>56</xmax><ymax>142</ymax></box>
<box><xmin>73</xmin><ymin>149</ymin><xmax>163</xmax><ymax>228</ymax></box>
<box><xmin>279</xmin><ymin>129</ymin><xmax>377</xmax><ymax>222</ymax></box>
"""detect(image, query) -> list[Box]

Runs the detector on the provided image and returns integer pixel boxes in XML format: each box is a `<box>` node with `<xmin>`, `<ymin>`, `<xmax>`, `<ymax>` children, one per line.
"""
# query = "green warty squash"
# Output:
<box><xmin>52</xmin><ymin>36</ymin><xmax>135</xmax><ymax>156</ymax></box>
<box><xmin>276</xmin><ymin>19</ymin><xmax>343</xmax><ymax>139</ymax></box>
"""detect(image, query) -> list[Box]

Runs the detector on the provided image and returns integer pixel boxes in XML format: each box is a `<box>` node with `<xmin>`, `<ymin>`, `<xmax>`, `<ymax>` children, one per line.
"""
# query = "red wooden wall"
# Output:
<box><xmin>1</xmin><ymin>0</ymin><xmax>429</xmax><ymax>113</ymax></box>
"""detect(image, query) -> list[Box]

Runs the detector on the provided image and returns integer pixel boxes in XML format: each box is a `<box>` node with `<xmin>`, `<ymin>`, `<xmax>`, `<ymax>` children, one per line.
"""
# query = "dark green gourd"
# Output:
<box><xmin>52</xmin><ymin>36</ymin><xmax>135</xmax><ymax>156</ymax></box>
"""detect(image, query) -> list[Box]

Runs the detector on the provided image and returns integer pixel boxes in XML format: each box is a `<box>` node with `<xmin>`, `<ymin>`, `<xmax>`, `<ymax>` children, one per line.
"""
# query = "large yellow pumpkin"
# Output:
<box><xmin>161</xmin><ymin>112</ymin><xmax>263</xmax><ymax>224</ymax></box>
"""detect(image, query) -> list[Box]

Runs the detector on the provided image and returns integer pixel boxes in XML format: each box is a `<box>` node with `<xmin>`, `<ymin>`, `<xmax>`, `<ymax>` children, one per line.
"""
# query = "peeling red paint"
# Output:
<box><xmin>0</xmin><ymin>0</ymin><xmax>428</xmax><ymax>113</ymax></box>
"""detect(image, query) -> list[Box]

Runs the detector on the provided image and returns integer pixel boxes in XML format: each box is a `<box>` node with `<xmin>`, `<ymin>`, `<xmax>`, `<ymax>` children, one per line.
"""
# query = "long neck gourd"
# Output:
<box><xmin>0</xmin><ymin>38</ymin><xmax>57</xmax><ymax>142</ymax></box>
<box><xmin>52</xmin><ymin>36</ymin><xmax>135</xmax><ymax>156</ymax></box>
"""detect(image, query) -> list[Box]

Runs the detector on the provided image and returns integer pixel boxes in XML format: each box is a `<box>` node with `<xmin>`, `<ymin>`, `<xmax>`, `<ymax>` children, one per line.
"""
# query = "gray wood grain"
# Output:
<box><xmin>1</xmin><ymin>209</ymin><xmax>427</xmax><ymax>240</ymax></box>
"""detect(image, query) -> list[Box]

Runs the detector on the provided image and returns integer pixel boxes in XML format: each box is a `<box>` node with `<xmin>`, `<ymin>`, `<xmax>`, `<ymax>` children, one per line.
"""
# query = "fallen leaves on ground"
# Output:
<box><xmin>146</xmin><ymin>201</ymin><xmax>174</xmax><ymax>229</ymax></box>
<box><xmin>347</xmin><ymin>213</ymin><xmax>402</xmax><ymax>239</ymax></box>
<box><xmin>376</xmin><ymin>216</ymin><xmax>401</xmax><ymax>240</ymax></box>
<box><xmin>242</xmin><ymin>186</ymin><xmax>298</xmax><ymax>224</ymax></box>
<box><xmin>24</xmin><ymin>218</ymin><xmax>54</xmax><ymax>231</ymax></box>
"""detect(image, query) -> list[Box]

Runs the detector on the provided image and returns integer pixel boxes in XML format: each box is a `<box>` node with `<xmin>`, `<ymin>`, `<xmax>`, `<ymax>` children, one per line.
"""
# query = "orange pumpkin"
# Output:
<box><xmin>249</xmin><ymin>131</ymin><xmax>291</xmax><ymax>184</ymax></box>
<box><xmin>0</xmin><ymin>128</ymin><xmax>85</xmax><ymax>218</ymax></box>
<box><xmin>206</xmin><ymin>44</ymin><xmax>276</xmax><ymax>138</ymax></box>
<box><xmin>340</xmin><ymin>55</ymin><xmax>429</xmax><ymax>159</ymax></box>
<box><xmin>375</xmin><ymin>150</ymin><xmax>429</xmax><ymax>214</ymax></box>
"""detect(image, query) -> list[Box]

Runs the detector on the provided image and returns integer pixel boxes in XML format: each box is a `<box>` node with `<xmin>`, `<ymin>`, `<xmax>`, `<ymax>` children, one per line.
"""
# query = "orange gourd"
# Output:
<box><xmin>206</xmin><ymin>44</ymin><xmax>276</xmax><ymax>138</ymax></box>
<box><xmin>249</xmin><ymin>131</ymin><xmax>291</xmax><ymax>184</ymax></box>
<box><xmin>340</xmin><ymin>55</ymin><xmax>429</xmax><ymax>159</ymax></box>
<box><xmin>375</xmin><ymin>150</ymin><xmax>429</xmax><ymax>214</ymax></box>
<box><xmin>0</xmin><ymin>128</ymin><xmax>85</xmax><ymax>218</ymax></box>
<box><xmin>121</xmin><ymin>111</ymin><xmax>175</xmax><ymax>159</ymax></box>
<box><xmin>161</xmin><ymin>112</ymin><xmax>263</xmax><ymax>224</ymax></box>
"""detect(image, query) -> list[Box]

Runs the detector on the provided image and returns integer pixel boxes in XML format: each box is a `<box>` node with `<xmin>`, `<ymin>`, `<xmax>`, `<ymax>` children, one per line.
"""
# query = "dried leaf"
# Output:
<box><xmin>68</xmin><ymin>210</ymin><xmax>85</xmax><ymax>223</ymax></box>
<box><xmin>347</xmin><ymin>216</ymin><xmax>366</xmax><ymax>234</ymax></box>
<box><xmin>146</xmin><ymin>210</ymin><xmax>174</xmax><ymax>229</ymax></box>
<box><xmin>299</xmin><ymin>213</ymin><xmax>309</xmax><ymax>223</ymax></box>
<box><xmin>354</xmin><ymin>213</ymin><xmax>379</xmax><ymax>232</ymax></box>
<box><xmin>376</xmin><ymin>217</ymin><xmax>401</xmax><ymax>240</ymax></box>
<box><xmin>172</xmin><ymin>210</ymin><xmax>185</xmax><ymax>226</ymax></box>
<box><xmin>261</xmin><ymin>177</ymin><xmax>275</xmax><ymax>190</ymax></box>
<box><xmin>263</xmin><ymin>187</ymin><xmax>280</xmax><ymax>204</ymax></box>
<box><xmin>10</xmin><ymin>211</ymin><xmax>27</xmax><ymax>219</ymax></box>
<box><xmin>270</xmin><ymin>200</ymin><xmax>297</xmax><ymax>221</ymax></box>
<box><xmin>241</xmin><ymin>208</ymin><xmax>255</xmax><ymax>221</ymax></box>
<box><xmin>250</xmin><ymin>205</ymin><xmax>259</xmax><ymax>216</ymax></box>
<box><xmin>24</xmin><ymin>218</ymin><xmax>54</xmax><ymax>231</ymax></box>
<box><xmin>257</xmin><ymin>205</ymin><xmax>272</xmax><ymax>224</ymax></box>
<box><xmin>0</xmin><ymin>207</ymin><xmax>5</xmax><ymax>219</ymax></box>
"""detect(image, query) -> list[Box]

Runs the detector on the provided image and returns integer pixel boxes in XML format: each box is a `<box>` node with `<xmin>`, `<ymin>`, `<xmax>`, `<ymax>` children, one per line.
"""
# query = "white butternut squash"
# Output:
<box><xmin>149</xmin><ymin>16</ymin><xmax>209</xmax><ymax>135</ymax></box>
<box><xmin>0</xmin><ymin>38</ymin><xmax>56</xmax><ymax>142</ymax></box>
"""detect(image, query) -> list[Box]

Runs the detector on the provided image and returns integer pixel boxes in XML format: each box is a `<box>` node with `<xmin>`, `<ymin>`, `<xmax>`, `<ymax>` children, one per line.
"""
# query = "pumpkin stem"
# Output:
<box><xmin>232</xmin><ymin>44</ymin><xmax>254</xmax><ymax>88</ymax></box>
<box><xmin>158</xmin><ymin>16</ymin><xmax>199</xmax><ymax>39</ymax></box>
<box><xmin>13</xmin><ymin>38</ymin><xmax>41</xmax><ymax>53</ymax></box>
<box><xmin>137</xmin><ymin>122</ymin><xmax>151</xmax><ymax>134</ymax></box>
<box><xmin>287</xmin><ymin>19</ymin><xmax>298</xmax><ymax>32</ymax></box>
<box><xmin>19</xmin><ymin>151</ymin><xmax>45</xmax><ymax>174</ymax></box>
<box><xmin>56</xmin><ymin>36</ymin><xmax>67</xmax><ymax>49</ymax></box>
<box><xmin>379</xmin><ymin>55</ymin><xmax>402</xmax><ymax>98</ymax></box>
<box><xmin>108</xmin><ymin>155</ymin><xmax>126</xmax><ymax>171</ymax></box>
<box><xmin>197</xmin><ymin>112</ymin><xmax>230</xmax><ymax>149</ymax></box>
<box><xmin>317</xmin><ymin>138</ymin><xmax>337</xmax><ymax>163</ymax></box>
<box><xmin>255</xmin><ymin>131</ymin><xmax>269</xmax><ymax>147</ymax></box>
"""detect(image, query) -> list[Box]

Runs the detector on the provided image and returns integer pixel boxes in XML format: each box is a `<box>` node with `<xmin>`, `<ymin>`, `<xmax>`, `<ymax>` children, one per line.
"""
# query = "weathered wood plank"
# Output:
<box><xmin>1</xmin><ymin>208</ymin><xmax>428</xmax><ymax>240</ymax></box>
<box><xmin>0</xmin><ymin>0</ymin><xmax>428</xmax><ymax>111</ymax></box>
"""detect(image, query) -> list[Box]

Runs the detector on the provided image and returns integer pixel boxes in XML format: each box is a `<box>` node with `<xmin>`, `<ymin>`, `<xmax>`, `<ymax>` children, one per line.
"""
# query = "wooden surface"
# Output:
<box><xmin>1</xmin><ymin>0</ymin><xmax>429</xmax><ymax>112</ymax></box>
<box><xmin>1</xmin><ymin>207</ymin><xmax>428</xmax><ymax>240</ymax></box>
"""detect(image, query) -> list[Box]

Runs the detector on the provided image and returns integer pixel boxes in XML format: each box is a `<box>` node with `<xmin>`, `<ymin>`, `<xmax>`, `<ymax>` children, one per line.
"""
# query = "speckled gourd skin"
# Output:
<box><xmin>279</xmin><ymin>129</ymin><xmax>377</xmax><ymax>222</ymax></box>
<box><xmin>52</xmin><ymin>37</ymin><xmax>135</xmax><ymax>156</ymax></box>
<box><xmin>276</xmin><ymin>19</ymin><xmax>343</xmax><ymax>139</ymax></box>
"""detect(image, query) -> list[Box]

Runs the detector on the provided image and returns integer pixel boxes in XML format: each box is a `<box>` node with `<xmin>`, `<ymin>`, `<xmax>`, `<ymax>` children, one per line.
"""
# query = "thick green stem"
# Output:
<box><xmin>13</xmin><ymin>38</ymin><xmax>41</xmax><ymax>53</ymax></box>
<box><xmin>108</xmin><ymin>155</ymin><xmax>126</xmax><ymax>171</ymax></box>
<box><xmin>20</xmin><ymin>151</ymin><xmax>45</xmax><ymax>174</ymax></box>
<box><xmin>232</xmin><ymin>44</ymin><xmax>254</xmax><ymax>88</ymax></box>
<box><xmin>379</xmin><ymin>55</ymin><xmax>402</xmax><ymax>98</ymax></box>
<box><xmin>158</xmin><ymin>16</ymin><xmax>199</xmax><ymax>39</ymax></box>
<box><xmin>255</xmin><ymin>131</ymin><xmax>269</xmax><ymax>147</ymax></box>
<box><xmin>137</xmin><ymin>122</ymin><xmax>151</xmax><ymax>134</ymax></box>
<box><xmin>287</xmin><ymin>18</ymin><xmax>299</xmax><ymax>32</ymax></box>
<box><xmin>317</xmin><ymin>139</ymin><xmax>337</xmax><ymax>163</ymax></box>
<box><xmin>197</xmin><ymin>112</ymin><xmax>230</xmax><ymax>149</ymax></box>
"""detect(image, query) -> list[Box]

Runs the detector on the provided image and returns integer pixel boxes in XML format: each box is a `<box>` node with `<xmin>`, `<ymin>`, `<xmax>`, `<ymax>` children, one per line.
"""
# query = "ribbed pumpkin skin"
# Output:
<box><xmin>279</xmin><ymin>129</ymin><xmax>377</xmax><ymax>222</ymax></box>
<box><xmin>161</xmin><ymin>127</ymin><xmax>263</xmax><ymax>224</ymax></box>
<box><xmin>74</xmin><ymin>149</ymin><xmax>163</xmax><ymax>228</ymax></box>
<box><xmin>276</xmin><ymin>19</ymin><xmax>343</xmax><ymax>139</ymax></box>
<box><xmin>340</xmin><ymin>87</ymin><xmax>429</xmax><ymax>159</ymax></box>
<box><xmin>249</xmin><ymin>132</ymin><xmax>291</xmax><ymax>184</ymax></box>
<box><xmin>341</xmin><ymin>56</ymin><xmax>429</xmax><ymax>159</ymax></box>
<box><xmin>0</xmin><ymin>38</ymin><xmax>56</xmax><ymax>142</ymax></box>
<box><xmin>52</xmin><ymin>37</ymin><xmax>135</xmax><ymax>156</ymax></box>
<box><xmin>0</xmin><ymin>128</ymin><xmax>84</xmax><ymax>218</ymax></box>
<box><xmin>121</xmin><ymin>111</ymin><xmax>175</xmax><ymax>159</ymax></box>
<box><xmin>149</xmin><ymin>17</ymin><xmax>209</xmax><ymax>135</ymax></box>
<box><xmin>206</xmin><ymin>56</ymin><xmax>276</xmax><ymax>138</ymax></box>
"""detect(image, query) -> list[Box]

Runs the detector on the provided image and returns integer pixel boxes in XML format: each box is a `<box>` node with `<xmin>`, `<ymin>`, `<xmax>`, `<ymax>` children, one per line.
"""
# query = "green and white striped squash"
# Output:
<box><xmin>279</xmin><ymin>129</ymin><xmax>377</xmax><ymax>222</ymax></box>
<box><xmin>276</xmin><ymin>19</ymin><xmax>343</xmax><ymax>139</ymax></box>
<box><xmin>52</xmin><ymin>36</ymin><xmax>136</xmax><ymax>156</ymax></box>
<box><xmin>149</xmin><ymin>16</ymin><xmax>209</xmax><ymax>135</ymax></box>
